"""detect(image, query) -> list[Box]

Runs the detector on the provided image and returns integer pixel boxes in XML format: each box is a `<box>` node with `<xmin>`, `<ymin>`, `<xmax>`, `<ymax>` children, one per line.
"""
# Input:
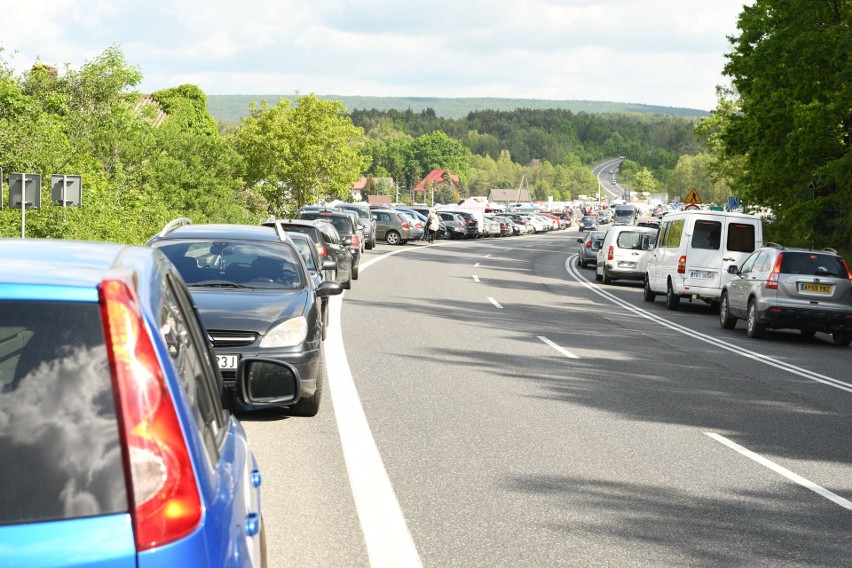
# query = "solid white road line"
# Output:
<box><xmin>327</xmin><ymin>248</ymin><xmax>425</xmax><ymax>568</ymax></box>
<box><xmin>473</xmin><ymin>275</ymin><xmax>480</xmax><ymax>283</ymax></box>
<box><xmin>564</xmin><ymin>255</ymin><xmax>852</xmax><ymax>393</ymax></box>
<box><xmin>488</xmin><ymin>297</ymin><xmax>503</xmax><ymax>309</ymax></box>
<box><xmin>484</xmin><ymin>253</ymin><xmax>493</xmax><ymax>258</ymax></box>
<box><xmin>474</xmin><ymin>262</ymin><xmax>480</xmax><ymax>267</ymax></box>
<box><xmin>705</xmin><ymin>433</ymin><xmax>852</xmax><ymax>511</ymax></box>
<box><xmin>538</xmin><ymin>336</ymin><xmax>579</xmax><ymax>359</ymax></box>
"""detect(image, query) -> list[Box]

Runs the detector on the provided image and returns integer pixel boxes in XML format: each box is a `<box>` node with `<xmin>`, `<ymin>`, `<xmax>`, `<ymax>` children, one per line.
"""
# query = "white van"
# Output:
<box><xmin>644</xmin><ymin>210</ymin><xmax>763</xmax><ymax>309</ymax></box>
<box><xmin>595</xmin><ymin>225</ymin><xmax>658</xmax><ymax>284</ymax></box>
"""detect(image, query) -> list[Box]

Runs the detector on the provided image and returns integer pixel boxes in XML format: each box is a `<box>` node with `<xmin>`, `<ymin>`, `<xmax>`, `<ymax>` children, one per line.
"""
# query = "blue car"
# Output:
<box><xmin>579</xmin><ymin>215</ymin><xmax>599</xmax><ymax>232</ymax></box>
<box><xmin>0</xmin><ymin>239</ymin><xmax>301</xmax><ymax>567</ymax></box>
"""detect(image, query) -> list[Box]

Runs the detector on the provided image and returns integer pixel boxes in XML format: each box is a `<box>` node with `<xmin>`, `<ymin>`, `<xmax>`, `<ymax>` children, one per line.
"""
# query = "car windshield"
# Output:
<box><xmin>157</xmin><ymin>240</ymin><xmax>305</xmax><ymax>289</ymax></box>
<box><xmin>582</xmin><ymin>216</ymin><xmax>596</xmax><ymax>222</ymax></box>
<box><xmin>0</xmin><ymin>300</ymin><xmax>128</xmax><ymax>525</ymax></box>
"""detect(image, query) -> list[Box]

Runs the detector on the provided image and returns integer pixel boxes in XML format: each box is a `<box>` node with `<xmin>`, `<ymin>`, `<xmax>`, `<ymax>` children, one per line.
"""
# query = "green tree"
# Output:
<box><xmin>722</xmin><ymin>1</ymin><xmax>852</xmax><ymax>248</ymax></box>
<box><xmin>632</xmin><ymin>168</ymin><xmax>659</xmax><ymax>197</ymax></box>
<box><xmin>406</xmin><ymin>131</ymin><xmax>471</xmax><ymax>185</ymax></box>
<box><xmin>231</xmin><ymin>94</ymin><xmax>368</xmax><ymax>214</ymax></box>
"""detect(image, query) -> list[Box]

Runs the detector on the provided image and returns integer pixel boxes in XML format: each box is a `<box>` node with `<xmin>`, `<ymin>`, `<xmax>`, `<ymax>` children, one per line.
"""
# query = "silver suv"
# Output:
<box><xmin>719</xmin><ymin>244</ymin><xmax>852</xmax><ymax>345</ymax></box>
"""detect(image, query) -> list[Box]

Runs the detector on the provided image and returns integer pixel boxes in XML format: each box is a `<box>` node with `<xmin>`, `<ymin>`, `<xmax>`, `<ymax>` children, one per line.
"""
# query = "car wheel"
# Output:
<box><xmin>746</xmin><ymin>300</ymin><xmax>766</xmax><ymax>339</ymax></box>
<box><xmin>386</xmin><ymin>230</ymin><xmax>401</xmax><ymax>245</ymax></box>
<box><xmin>602</xmin><ymin>267</ymin><xmax>612</xmax><ymax>285</ymax></box>
<box><xmin>341</xmin><ymin>275</ymin><xmax>352</xmax><ymax>289</ymax></box>
<box><xmin>352</xmin><ymin>265</ymin><xmax>359</xmax><ymax>280</ymax></box>
<box><xmin>643</xmin><ymin>276</ymin><xmax>656</xmax><ymax>302</ymax></box>
<box><xmin>287</xmin><ymin>355</ymin><xmax>324</xmax><ymax>417</ymax></box>
<box><xmin>719</xmin><ymin>292</ymin><xmax>737</xmax><ymax>329</ymax></box>
<box><xmin>595</xmin><ymin>269</ymin><xmax>602</xmax><ymax>282</ymax></box>
<box><xmin>321</xmin><ymin>300</ymin><xmax>329</xmax><ymax>341</ymax></box>
<box><xmin>665</xmin><ymin>280</ymin><xmax>680</xmax><ymax>310</ymax></box>
<box><xmin>576</xmin><ymin>256</ymin><xmax>582</xmax><ymax>268</ymax></box>
<box><xmin>800</xmin><ymin>329</ymin><xmax>816</xmax><ymax>339</ymax></box>
<box><xmin>832</xmin><ymin>331</ymin><xmax>852</xmax><ymax>346</ymax></box>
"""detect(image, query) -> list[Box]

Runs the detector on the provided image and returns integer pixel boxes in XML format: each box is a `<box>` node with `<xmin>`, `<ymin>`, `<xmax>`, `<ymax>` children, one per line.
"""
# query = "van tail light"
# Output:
<box><xmin>766</xmin><ymin>253</ymin><xmax>783</xmax><ymax>289</ymax></box>
<box><xmin>586</xmin><ymin>241</ymin><xmax>592</xmax><ymax>249</ymax></box>
<box><xmin>350</xmin><ymin>234</ymin><xmax>360</xmax><ymax>248</ymax></box>
<box><xmin>607</xmin><ymin>246</ymin><xmax>614</xmax><ymax>261</ymax></box>
<box><xmin>316</xmin><ymin>244</ymin><xmax>327</xmax><ymax>257</ymax></box>
<box><xmin>402</xmin><ymin>222</ymin><xmax>410</xmax><ymax>229</ymax></box>
<box><xmin>677</xmin><ymin>255</ymin><xmax>686</xmax><ymax>274</ymax></box>
<box><xmin>99</xmin><ymin>277</ymin><xmax>202</xmax><ymax>552</ymax></box>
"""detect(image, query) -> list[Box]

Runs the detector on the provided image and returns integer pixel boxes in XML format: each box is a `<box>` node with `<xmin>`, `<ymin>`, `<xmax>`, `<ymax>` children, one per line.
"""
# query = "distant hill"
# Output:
<box><xmin>206</xmin><ymin>95</ymin><xmax>710</xmax><ymax>123</ymax></box>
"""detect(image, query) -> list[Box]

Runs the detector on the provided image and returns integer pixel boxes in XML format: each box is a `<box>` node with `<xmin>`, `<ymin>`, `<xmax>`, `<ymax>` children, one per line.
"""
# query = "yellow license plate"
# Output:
<box><xmin>801</xmin><ymin>283</ymin><xmax>831</xmax><ymax>293</ymax></box>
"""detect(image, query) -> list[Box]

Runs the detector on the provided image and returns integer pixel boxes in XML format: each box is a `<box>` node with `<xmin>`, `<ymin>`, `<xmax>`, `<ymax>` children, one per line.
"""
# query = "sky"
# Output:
<box><xmin>1</xmin><ymin>0</ymin><xmax>750</xmax><ymax>111</ymax></box>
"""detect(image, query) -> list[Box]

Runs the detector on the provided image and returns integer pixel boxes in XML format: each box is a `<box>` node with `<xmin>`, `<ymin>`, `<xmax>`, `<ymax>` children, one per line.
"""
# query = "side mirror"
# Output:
<box><xmin>576</xmin><ymin>238</ymin><xmax>583</xmax><ymax>243</ymax></box>
<box><xmin>727</xmin><ymin>265</ymin><xmax>739</xmax><ymax>274</ymax></box>
<box><xmin>237</xmin><ymin>358</ymin><xmax>301</xmax><ymax>406</ymax></box>
<box><xmin>317</xmin><ymin>280</ymin><xmax>344</xmax><ymax>297</ymax></box>
<box><xmin>342</xmin><ymin>236</ymin><xmax>353</xmax><ymax>246</ymax></box>
<box><xmin>321</xmin><ymin>259</ymin><xmax>336</xmax><ymax>271</ymax></box>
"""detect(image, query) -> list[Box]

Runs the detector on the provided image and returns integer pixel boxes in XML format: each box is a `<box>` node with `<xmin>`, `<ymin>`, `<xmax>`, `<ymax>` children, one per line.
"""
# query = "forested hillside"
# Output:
<box><xmin>208</xmin><ymin>95</ymin><xmax>710</xmax><ymax>123</ymax></box>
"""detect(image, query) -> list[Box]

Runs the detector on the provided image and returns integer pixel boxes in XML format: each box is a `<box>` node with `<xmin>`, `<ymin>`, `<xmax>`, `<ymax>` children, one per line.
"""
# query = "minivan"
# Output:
<box><xmin>644</xmin><ymin>210</ymin><xmax>763</xmax><ymax>309</ymax></box>
<box><xmin>595</xmin><ymin>226</ymin><xmax>658</xmax><ymax>283</ymax></box>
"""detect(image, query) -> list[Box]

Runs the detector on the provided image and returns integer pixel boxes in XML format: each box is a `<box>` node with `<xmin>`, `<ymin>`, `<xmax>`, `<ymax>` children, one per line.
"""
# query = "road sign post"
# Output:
<box><xmin>51</xmin><ymin>174</ymin><xmax>83</xmax><ymax>224</ymax></box>
<box><xmin>9</xmin><ymin>173</ymin><xmax>42</xmax><ymax>238</ymax></box>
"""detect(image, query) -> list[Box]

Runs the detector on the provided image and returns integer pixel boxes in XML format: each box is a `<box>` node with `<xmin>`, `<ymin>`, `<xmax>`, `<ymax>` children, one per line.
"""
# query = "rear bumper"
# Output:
<box><xmin>758</xmin><ymin>306</ymin><xmax>852</xmax><ymax>332</ymax></box>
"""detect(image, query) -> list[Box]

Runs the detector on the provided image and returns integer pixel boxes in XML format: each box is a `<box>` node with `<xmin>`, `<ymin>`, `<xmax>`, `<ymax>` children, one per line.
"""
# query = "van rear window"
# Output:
<box><xmin>727</xmin><ymin>223</ymin><xmax>756</xmax><ymax>252</ymax></box>
<box><xmin>692</xmin><ymin>220</ymin><xmax>722</xmax><ymax>250</ymax></box>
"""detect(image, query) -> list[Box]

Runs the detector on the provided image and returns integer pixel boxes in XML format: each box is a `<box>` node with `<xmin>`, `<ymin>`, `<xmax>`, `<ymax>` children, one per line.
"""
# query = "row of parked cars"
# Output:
<box><xmin>576</xmin><ymin>209</ymin><xmax>852</xmax><ymax>346</ymax></box>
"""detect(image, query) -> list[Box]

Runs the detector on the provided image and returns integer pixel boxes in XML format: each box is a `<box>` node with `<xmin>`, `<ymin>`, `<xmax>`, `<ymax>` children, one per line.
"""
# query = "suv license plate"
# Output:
<box><xmin>690</xmin><ymin>271</ymin><xmax>714</xmax><ymax>280</ymax></box>
<box><xmin>217</xmin><ymin>354</ymin><xmax>240</xmax><ymax>370</ymax></box>
<box><xmin>619</xmin><ymin>261</ymin><xmax>637</xmax><ymax>269</ymax></box>
<box><xmin>801</xmin><ymin>283</ymin><xmax>832</xmax><ymax>294</ymax></box>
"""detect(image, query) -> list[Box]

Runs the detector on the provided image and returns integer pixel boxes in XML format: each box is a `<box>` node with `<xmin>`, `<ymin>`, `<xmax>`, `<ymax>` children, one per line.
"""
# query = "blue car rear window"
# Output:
<box><xmin>0</xmin><ymin>301</ymin><xmax>127</xmax><ymax>525</ymax></box>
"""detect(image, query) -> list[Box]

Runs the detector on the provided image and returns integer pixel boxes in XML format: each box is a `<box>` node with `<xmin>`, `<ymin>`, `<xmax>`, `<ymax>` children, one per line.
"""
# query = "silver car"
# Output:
<box><xmin>371</xmin><ymin>208</ymin><xmax>414</xmax><ymax>245</ymax></box>
<box><xmin>719</xmin><ymin>244</ymin><xmax>852</xmax><ymax>345</ymax></box>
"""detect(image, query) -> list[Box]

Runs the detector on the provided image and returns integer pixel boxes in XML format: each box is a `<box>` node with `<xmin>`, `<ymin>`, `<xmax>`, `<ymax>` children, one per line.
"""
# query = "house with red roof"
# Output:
<box><xmin>414</xmin><ymin>169</ymin><xmax>460</xmax><ymax>194</ymax></box>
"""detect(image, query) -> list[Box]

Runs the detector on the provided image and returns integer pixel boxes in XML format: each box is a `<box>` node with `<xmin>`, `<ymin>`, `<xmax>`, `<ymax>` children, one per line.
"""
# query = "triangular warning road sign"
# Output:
<box><xmin>685</xmin><ymin>188</ymin><xmax>702</xmax><ymax>204</ymax></box>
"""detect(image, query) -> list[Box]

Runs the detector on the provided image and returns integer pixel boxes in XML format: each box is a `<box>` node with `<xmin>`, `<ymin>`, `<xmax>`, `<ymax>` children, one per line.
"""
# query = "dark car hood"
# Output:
<box><xmin>189</xmin><ymin>288</ymin><xmax>308</xmax><ymax>332</ymax></box>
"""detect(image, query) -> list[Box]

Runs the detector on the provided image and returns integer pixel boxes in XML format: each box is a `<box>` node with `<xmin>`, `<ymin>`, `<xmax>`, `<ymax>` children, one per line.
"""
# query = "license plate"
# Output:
<box><xmin>690</xmin><ymin>271</ymin><xmax>715</xmax><ymax>280</ymax></box>
<box><xmin>801</xmin><ymin>283</ymin><xmax>832</xmax><ymax>294</ymax></box>
<box><xmin>618</xmin><ymin>261</ymin><xmax>637</xmax><ymax>269</ymax></box>
<box><xmin>216</xmin><ymin>354</ymin><xmax>240</xmax><ymax>370</ymax></box>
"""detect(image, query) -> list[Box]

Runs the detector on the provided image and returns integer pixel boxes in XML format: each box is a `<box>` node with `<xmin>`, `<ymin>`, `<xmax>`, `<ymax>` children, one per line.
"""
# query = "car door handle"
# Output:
<box><xmin>723</xmin><ymin>257</ymin><xmax>735</xmax><ymax>262</ymax></box>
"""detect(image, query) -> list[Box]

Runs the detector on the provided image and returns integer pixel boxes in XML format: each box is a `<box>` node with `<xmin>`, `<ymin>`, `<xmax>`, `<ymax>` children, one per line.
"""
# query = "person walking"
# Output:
<box><xmin>426</xmin><ymin>208</ymin><xmax>441</xmax><ymax>243</ymax></box>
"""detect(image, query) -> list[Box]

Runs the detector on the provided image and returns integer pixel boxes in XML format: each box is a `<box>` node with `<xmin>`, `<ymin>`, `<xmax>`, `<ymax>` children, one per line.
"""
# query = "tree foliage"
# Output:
<box><xmin>719</xmin><ymin>1</ymin><xmax>852</xmax><ymax>249</ymax></box>
<box><xmin>230</xmin><ymin>94</ymin><xmax>368</xmax><ymax>215</ymax></box>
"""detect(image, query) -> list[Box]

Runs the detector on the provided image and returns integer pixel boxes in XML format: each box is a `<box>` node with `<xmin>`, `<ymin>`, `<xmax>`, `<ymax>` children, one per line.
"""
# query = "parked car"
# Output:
<box><xmin>579</xmin><ymin>215</ymin><xmax>599</xmax><ymax>232</ymax></box>
<box><xmin>394</xmin><ymin>207</ymin><xmax>426</xmax><ymax>241</ymax></box>
<box><xmin>287</xmin><ymin>231</ymin><xmax>337</xmax><ymax>341</ymax></box>
<box><xmin>372</xmin><ymin>208</ymin><xmax>414</xmax><ymax>245</ymax></box>
<box><xmin>577</xmin><ymin>230</ymin><xmax>606</xmax><ymax>268</ymax></box>
<box><xmin>645</xmin><ymin>210</ymin><xmax>763</xmax><ymax>310</ymax></box>
<box><xmin>437</xmin><ymin>211</ymin><xmax>468</xmax><ymax>239</ymax></box>
<box><xmin>482</xmin><ymin>215</ymin><xmax>502</xmax><ymax>237</ymax></box>
<box><xmin>596</xmin><ymin>226</ymin><xmax>659</xmax><ymax>284</ymax></box>
<box><xmin>438</xmin><ymin>208</ymin><xmax>482</xmax><ymax>237</ymax></box>
<box><xmin>265</xmin><ymin>218</ymin><xmax>354</xmax><ymax>289</ymax></box>
<box><xmin>296</xmin><ymin>209</ymin><xmax>361</xmax><ymax>280</ymax></box>
<box><xmin>0</xmin><ymin>238</ymin><xmax>300</xmax><ymax>566</ymax></box>
<box><xmin>719</xmin><ymin>244</ymin><xmax>852</xmax><ymax>345</ymax></box>
<box><xmin>148</xmin><ymin>220</ymin><xmax>343</xmax><ymax>416</ymax></box>
<box><xmin>332</xmin><ymin>201</ymin><xmax>377</xmax><ymax>250</ymax></box>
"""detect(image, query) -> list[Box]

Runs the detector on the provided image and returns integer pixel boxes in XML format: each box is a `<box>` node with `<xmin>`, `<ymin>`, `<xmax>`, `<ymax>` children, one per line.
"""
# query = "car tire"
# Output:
<box><xmin>288</xmin><ymin>355</ymin><xmax>324</xmax><ymax>417</ymax></box>
<box><xmin>576</xmin><ymin>256</ymin><xmax>582</xmax><ymax>268</ymax></box>
<box><xmin>719</xmin><ymin>292</ymin><xmax>737</xmax><ymax>329</ymax></box>
<box><xmin>321</xmin><ymin>300</ymin><xmax>329</xmax><ymax>341</ymax></box>
<box><xmin>602</xmin><ymin>267</ymin><xmax>612</xmax><ymax>285</ymax></box>
<box><xmin>800</xmin><ymin>329</ymin><xmax>816</xmax><ymax>339</ymax></box>
<box><xmin>595</xmin><ymin>269</ymin><xmax>602</xmax><ymax>282</ymax></box>
<box><xmin>832</xmin><ymin>331</ymin><xmax>852</xmax><ymax>346</ymax></box>
<box><xmin>746</xmin><ymin>300</ymin><xmax>766</xmax><ymax>339</ymax></box>
<box><xmin>342</xmin><ymin>276</ymin><xmax>351</xmax><ymax>289</ymax></box>
<box><xmin>352</xmin><ymin>265</ymin><xmax>359</xmax><ymax>280</ymax></box>
<box><xmin>665</xmin><ymin>280</ymin><xmax>680</xmax><ymax>310</ymax></box>
<box><xmin>386</xmin><ymin>230</ymin><xmax>401</xmax><ymax>245</ymax></box>
<box><xmin>643</xmin><ymin>276</ymin><xmax>656</xmax><ymax>302</ymax></box>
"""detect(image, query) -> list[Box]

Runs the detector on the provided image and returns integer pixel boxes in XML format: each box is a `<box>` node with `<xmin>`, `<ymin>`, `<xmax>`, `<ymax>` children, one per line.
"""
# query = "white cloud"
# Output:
<box><xmin>0</xmin><ymin>0</ymin><xmax>750</xmax><ymax>110</ymax></box>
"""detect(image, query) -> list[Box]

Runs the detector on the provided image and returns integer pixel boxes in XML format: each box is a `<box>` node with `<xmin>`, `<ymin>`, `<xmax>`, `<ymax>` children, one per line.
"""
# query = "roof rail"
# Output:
<box><xmin>272</xmin><ymin>221</ymin><xmax>289</xmax><ymax>242</ymax></box>
<box><xmin>157</xmin><ymin>217</ymin><xmax>193</xmax><ymax>238</ymax></box>
<box><xmin>764</xmin><ymin>242</ymin><xmax>784</xmax><ymax>249</ymax></box>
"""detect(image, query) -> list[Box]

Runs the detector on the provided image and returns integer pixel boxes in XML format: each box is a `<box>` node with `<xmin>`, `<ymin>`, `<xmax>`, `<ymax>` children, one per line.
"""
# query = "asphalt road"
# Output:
<box><xmin>243</xmin><ymin>229</ymin><xmax>852</xmax><ymax>567</ymax></box>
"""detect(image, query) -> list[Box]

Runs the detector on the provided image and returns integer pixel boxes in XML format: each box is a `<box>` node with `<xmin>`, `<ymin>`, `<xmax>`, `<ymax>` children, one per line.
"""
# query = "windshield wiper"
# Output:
<box><xmin>189</xmin><ymin>282</ymin><xmax>253</xmax><ymax>288</ymax></box>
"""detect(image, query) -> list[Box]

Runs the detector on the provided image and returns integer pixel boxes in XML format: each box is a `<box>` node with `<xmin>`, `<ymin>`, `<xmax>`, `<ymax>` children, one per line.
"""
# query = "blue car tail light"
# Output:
<box><xmin>99</xmin><ymin>274</ymin><xmax>202</xmax><ymax>551</ymax></box>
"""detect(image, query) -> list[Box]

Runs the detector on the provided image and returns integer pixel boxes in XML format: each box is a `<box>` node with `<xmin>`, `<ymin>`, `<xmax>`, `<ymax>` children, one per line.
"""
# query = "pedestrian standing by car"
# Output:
<box><xmin>426</xmin><ymin>208</ymin><xmax>441</xmax><ymax>243</ymax></box>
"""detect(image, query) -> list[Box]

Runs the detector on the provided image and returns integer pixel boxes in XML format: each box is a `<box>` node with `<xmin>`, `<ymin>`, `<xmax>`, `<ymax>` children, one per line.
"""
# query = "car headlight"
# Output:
<box><xmin>260</xmin><ymin>316</ymin><xmax>308</xmax><ymax>348</ymax></box>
